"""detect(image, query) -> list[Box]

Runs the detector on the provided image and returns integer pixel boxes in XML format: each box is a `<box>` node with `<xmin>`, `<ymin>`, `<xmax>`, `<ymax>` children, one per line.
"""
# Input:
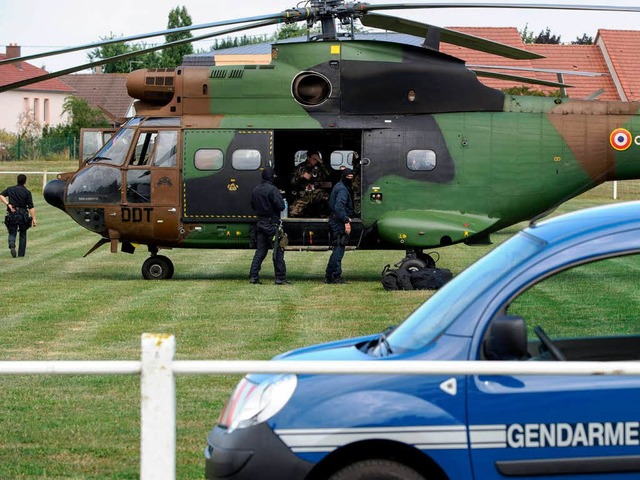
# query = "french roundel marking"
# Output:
<box><xmin>610</xmin><ymin>128</ymin><xmax>632</xmax><ymax>151</ymax></box>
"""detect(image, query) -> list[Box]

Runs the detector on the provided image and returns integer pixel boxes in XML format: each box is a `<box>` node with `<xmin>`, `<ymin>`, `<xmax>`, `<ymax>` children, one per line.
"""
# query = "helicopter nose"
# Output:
<box><xmin>43</xmin><ymin>179</ymin><xmax>66</xmax><ymax>211</ymax></box>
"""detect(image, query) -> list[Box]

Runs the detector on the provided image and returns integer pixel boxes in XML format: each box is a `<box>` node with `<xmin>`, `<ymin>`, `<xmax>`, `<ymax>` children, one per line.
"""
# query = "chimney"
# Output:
<box><xmin>6</xmin><ymin>43</ymin><xmax>21</xmax><ymax>59</ymax></box>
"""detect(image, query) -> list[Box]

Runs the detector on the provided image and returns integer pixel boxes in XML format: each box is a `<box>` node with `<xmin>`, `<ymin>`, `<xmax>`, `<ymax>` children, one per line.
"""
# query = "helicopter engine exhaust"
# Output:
<box><xmin>43</xmin><ymin>179</ymin><xmax>66</xmax><ymax>212</ymax></box>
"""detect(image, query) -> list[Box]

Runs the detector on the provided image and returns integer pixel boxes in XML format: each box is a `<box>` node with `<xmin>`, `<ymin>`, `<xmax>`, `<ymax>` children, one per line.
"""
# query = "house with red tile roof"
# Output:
<box><xmin>597</xmin><ymin>30</ymin><xmax>640</xmax><ymax>101</ymax></box>
<box><xmin>0</xmin><ymin>44</ymin><xmax>74</xmax><ymax>134</ymax></box>
<box><xmin>60</xmin><ymin>74</ymin><xmax>135</xmax><ymax>125</ymax></box>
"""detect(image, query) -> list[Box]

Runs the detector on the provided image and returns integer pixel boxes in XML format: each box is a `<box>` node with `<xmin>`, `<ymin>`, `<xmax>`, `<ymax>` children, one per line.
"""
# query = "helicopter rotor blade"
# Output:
<box><xmin>0</xmin><ymin>19</ymin><xmax>279</xmax><ymax>94</ymax></box>
<box><xmin>471</xmin><ymin>69</ymin><xmax>572</xmax><ymax>89</ymax></box>
<box><xmin>360</xmin><ymin>13</ymin><xmax>542</xmax><ymax>59</ymax></box>
<box><xmin>0</xmin><ymin>12</ymin><xmax>289</xmax><ymax>67</ymax></box>
<box><xmin>360</xmin><ymin>3</ymin><xmax>640</xmax><ymax>14</ymax></box>
<box><xmin>467</xmin><ymin>65</ymin><xmax>605</xmax><ymax>77</ymax></box>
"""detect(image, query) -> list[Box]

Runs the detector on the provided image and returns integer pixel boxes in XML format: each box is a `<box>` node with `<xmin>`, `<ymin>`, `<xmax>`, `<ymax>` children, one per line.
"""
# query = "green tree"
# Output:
<box><xmin>161</xmin><ymin>6</ymin><xmax>194</xmax><ymax>68</ymax></box>
<box><xmin>534</xmin><ymin>27</ymin><xmax>561</xmax><ymax>44</ymax></box>
<box><xmin>572</xmin><ymin>34</ymin><xmax>593</xmax><ymax>45</ymax></box>
<box><xmin>519</xmin><ymin>23</ymin><xmax>536</xmax><ymax>44</ymax></box>
<box><xmin>276</xmin><ymin>23</ymin><xmax>308</xmax><ymax>40</ymax></box>
<box><xmin>87</xmin><ymin>33</ymin><xmax>161</xmax><ymax>73</ymax></box>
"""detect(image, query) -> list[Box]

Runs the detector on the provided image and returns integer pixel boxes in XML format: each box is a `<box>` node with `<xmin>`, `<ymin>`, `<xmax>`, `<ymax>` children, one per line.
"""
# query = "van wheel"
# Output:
<box><xmin>142</xmin><ymin>255</ymin><xmax>174</xmax><ymax>280</ymax></box>
<box><xmin>328</xmin><ymin>459</ymin><xmax>426</xmax><ymax>480</ymax></box>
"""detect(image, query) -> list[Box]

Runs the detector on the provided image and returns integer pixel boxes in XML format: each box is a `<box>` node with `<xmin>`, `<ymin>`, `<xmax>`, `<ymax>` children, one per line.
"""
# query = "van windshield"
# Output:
<box><xmin>386</xmin><ymin>232</ymin><xmax>545</xmax><ymax>353</ymax></box>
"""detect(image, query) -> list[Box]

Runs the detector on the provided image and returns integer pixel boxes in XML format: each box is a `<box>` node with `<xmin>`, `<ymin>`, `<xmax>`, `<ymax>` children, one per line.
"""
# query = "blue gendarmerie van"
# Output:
<box><xmin>206</xmin><ymin>202</ymin><xmax>640</xmax><ymax>480</ymax></box>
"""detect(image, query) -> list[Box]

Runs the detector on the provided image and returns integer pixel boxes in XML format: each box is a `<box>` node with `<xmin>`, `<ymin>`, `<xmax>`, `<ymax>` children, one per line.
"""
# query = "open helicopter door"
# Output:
<box><xmin>79</xmin><ymin>128</ymin><xmax>116</xmax><ymax>165</ymax></box>
<box><xmin>182</xmin><ymin>129</ymin><xmax>273</xmax><ymax>220</ymax></box>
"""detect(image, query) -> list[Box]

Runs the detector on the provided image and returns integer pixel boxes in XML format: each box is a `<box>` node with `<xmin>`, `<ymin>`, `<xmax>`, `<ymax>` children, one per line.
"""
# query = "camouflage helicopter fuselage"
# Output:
<box><xmin>46</xmin><ymin>39</ymin><xmax>640</xmax><ymax>256</ymax></box>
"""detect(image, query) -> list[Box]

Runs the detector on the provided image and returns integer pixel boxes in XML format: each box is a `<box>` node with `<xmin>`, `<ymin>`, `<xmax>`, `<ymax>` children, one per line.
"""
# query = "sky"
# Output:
<box><xmin>2</xmin><ymin>0</ymin><xmax>640</xmax><ymax>73</ymax></box>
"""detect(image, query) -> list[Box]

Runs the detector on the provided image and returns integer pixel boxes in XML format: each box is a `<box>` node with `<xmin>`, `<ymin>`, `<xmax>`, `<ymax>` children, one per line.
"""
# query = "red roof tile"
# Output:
<box><xmin>525</xmin><ymin>44</ymin><xmax>617</xmax><ymax>100</ymax></box>
<box><xmin>0</xmin><ymin>53</ymin><xmax>74</xmax><ymax>93</ymax></box>
<box><xmin>596</xmin><ymin>29</ymin><xmax>640</xmax><ymax>101</ymax></box>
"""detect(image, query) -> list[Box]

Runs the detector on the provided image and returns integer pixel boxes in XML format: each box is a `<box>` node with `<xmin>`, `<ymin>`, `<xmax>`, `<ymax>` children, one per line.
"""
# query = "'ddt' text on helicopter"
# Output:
<box><xmin>3</xmin><ymin>1</ymin><xmax>640</xmax><ymax>280</ymax></box>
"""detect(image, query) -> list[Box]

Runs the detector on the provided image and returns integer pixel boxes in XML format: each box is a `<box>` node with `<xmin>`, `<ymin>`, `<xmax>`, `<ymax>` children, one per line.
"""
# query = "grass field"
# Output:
<box><xmin>0</xmin><ymin>161</ymin><xmax>638</xmax><ymax>478</ymax></box>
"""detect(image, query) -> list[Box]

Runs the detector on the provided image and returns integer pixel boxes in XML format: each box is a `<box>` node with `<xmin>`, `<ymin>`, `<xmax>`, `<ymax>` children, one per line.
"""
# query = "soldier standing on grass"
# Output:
<box><xmin>249</xmin><ymin>167</ymin><xmax>289</xmax><ymax>285</ymax></box>
<box><xmin>325</xmin><ymin>168</ymin><xmax>354</xmax><ymax>284</ymax></box>
<box><xmin>1</xmin><ymin>174</ymin><xmax>37</xmax><ymax>258</ymax></box>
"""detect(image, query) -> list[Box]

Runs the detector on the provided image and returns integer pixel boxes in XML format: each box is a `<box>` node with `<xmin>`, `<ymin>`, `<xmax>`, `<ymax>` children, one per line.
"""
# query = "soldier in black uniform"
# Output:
<box><xmin>325</xmin><ymin>168</ymin><xmax>354</xmax><ymax>284</ymax></box>
<box><xmin>249</xmin><ymin>167</ymin><xmax>289</xmax><ymax>285</ymax></box>
<box><xmin>1</xmin><ymin>174</ymin><xmax>37</xmax><ymax>258</ymax></box>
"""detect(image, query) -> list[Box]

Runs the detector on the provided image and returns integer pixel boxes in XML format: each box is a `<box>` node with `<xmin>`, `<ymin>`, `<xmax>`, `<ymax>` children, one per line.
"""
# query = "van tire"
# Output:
<box><xmin>328</xmin><ymin>459</ymin><xmax>426</xmax><ymax>480</ymax></box>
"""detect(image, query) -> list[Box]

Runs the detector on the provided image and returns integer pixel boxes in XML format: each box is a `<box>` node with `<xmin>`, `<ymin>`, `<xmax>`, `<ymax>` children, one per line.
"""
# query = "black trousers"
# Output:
<box><xmin>325</xmin><ymin>219</ymin><xmax>347</xmax><ymax>279</ymax></box>
<box><xmin>6</xmin><ymin>221</ymin><xmax>29</xmax><ymax>257</ymax></box>
<box><xmin>249</xmin><ymin>220</ymin><xmax>286</xmax><ymax>280</ymax></box>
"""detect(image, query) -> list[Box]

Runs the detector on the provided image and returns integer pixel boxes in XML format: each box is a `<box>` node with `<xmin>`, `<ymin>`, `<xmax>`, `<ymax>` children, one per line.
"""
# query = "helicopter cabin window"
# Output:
<box><xmin>195</xmin><ymin>149</ymin><xmax>223</xmax><ymax>171</ymax></box>
<box><xmin>232</xmin><ymin>149</ymin><xmax>261</xmax><ymax>170</ymax></box>
<box><xmin>330</xmin><ymin>150</ymin><xmax>355</xmax><ymax>170</ymax></box>
<box><xmin>294</xmin><ymin>150</ymin><xmax>355</xmax><ymax>171</ymax></box>
<box><xmin>151</xmin><ymin>131</ymin><xmax>178</xmax><ymax>167</ymax></box>
<box><xmin>407</xmin><ymin>150</ymin><xmax>436</xmax><ymax>171</ymax></box>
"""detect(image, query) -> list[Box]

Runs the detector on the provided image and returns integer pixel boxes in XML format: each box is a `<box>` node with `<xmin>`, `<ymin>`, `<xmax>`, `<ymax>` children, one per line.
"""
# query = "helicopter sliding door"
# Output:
<box><xmin>182</xmin><ymin>129</ymin><xmax>273</xmax><ymax>221</ymax></box>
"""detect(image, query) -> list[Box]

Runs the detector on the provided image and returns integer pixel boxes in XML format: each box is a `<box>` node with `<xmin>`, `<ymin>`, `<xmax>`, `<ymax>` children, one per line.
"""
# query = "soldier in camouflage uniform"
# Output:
<box><xmin>289</xmin><ymin>150</ymin><xmax>331</xmax><ymax>217</ymax></box>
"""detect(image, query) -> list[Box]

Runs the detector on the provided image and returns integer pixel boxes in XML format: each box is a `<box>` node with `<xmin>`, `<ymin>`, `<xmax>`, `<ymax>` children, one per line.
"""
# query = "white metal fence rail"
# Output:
<box><xmin>2</xmin><ymin>333</ymin><xmax>640</xmax><ymax>479</ymax></box>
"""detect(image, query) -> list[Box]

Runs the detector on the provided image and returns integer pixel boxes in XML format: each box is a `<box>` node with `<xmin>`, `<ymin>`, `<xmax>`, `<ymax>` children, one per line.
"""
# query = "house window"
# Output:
<box><xmin>23</xmin><ymin>98</ymin><xmax>29</xmax><ymax>113</ymax></box>
<box><xmin>43</xmin><ymin>99</ymin><xmax>50</xmax><ymax>125</ymax></box>
<box><xmin>33</xmin><ymin>98</ymin><xmax>39</xmax><ymax>121</ymax></box>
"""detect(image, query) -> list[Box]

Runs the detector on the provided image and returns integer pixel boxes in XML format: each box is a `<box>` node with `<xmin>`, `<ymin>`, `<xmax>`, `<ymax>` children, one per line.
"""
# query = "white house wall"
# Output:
<box><xmin>0</xmin><ymin>90</ymin><xmax>69</xmax><ymax>134</ymax></box>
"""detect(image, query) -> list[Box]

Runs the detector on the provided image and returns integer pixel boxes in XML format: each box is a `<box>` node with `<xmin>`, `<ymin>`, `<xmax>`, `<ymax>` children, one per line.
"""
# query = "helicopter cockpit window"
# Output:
<box><xmin>294</xmin><ymin>150</ymin><xmax>323</xmax><ymax>166</ymax></box>
<box><xmin>66</xmin><ymin>165</ymin><xmax>122</xmax><ymax>205</ymax></box>
<box><xmin>131</xmin><ymin>131</ymin><xmax>158</xmax><ymax>166</ymax></box>
<box><xmin>82</xmin><ymin>131</ymin><xmax>114</xmax><ymax>162</ymax></box>
<box><xmin>330</xmin><ymin>150</ymin><xmax>355</xmax><ymax>170</ymax></box>
<box><xmin>407</xmin><ymin>150</ymin><xmax>436</xmax><ymax>171</ymax></box>
<box><xmin>232</xmin><ymin>149</ymin><xmax>261</xmax><ymax>170</ymax></box>
<box><xmin>89</xmin><ymin>128</ymin><xmax>135</xmax><ymax>166</ymax></box>
<box><xmin>151</xmin><ymin>131</ymin><xmax>178</xmax><ymax>167</ymax></box>
<box><xmin>195</xmin><ymin>149</ymin><xmax>223</xmax><ymax>171</ymax></box>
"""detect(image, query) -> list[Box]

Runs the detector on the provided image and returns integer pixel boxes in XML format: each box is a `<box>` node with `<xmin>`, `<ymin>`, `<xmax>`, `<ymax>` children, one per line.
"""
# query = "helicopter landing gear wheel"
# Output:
<box><xmin>142</xmin><ymin>255</ymin><xmax>174</xmax><ymax>280</ymax></box>
<box><xmin>396</xmin><ymin>250</ymin><xmax>437</xmax><ymax>273</ymax></box>
<box><xmin>398</xmin><ymin>257</ymin><xmax>428</xmax><ymax>273</ymax></box>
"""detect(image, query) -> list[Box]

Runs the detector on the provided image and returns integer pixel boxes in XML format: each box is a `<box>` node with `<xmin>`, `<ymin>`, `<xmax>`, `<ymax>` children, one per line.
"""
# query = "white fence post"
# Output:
<box><xmin>140</xmin><ymin>333</ymin><xmax>176</xmax><ymax>480</ymax></box>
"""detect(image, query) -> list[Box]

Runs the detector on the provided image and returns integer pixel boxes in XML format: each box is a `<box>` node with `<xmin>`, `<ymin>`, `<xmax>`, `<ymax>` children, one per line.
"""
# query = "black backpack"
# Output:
<box><xmin>381</xmin><ymin>263</ymin><xmax>452</xmax><ymax>291</ymax></box>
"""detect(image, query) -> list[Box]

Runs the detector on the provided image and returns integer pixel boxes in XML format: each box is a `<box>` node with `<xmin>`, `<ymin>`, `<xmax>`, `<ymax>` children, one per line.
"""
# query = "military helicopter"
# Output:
<box><xmin>3</xmin><ymin>1</ymin><xmax>640</xmax><ymax>279</ymax></box>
